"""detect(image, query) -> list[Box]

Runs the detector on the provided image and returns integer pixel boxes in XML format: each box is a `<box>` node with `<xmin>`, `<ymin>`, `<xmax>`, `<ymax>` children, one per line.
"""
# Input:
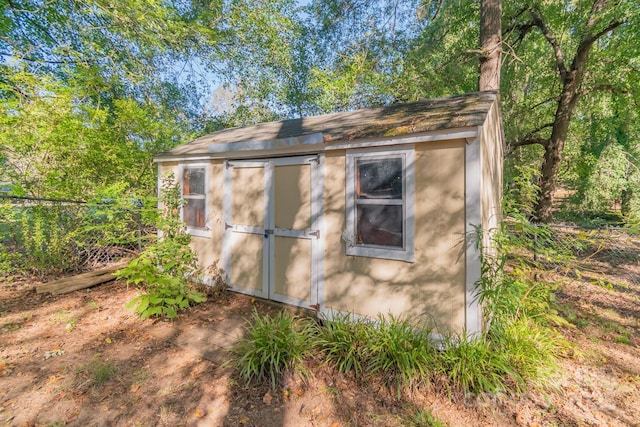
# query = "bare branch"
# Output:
<box><xmin>509</xmin><ymin>136</ymin><xmax>549</xmax><ymax>149</ymax></box>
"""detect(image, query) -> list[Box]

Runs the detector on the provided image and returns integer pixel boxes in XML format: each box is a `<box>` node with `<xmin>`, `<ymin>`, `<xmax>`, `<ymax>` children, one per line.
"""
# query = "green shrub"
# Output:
<box><xmin>116</xmin><ymin>173</ymin><xmax>207</xmax><ymax>319</ymax></box>
<box><xmin>235</xmin><ymin>309</ymin><xmax>318</xmax><ymax>389</ymax></box>
<box><xmin>318</xmin><ymin>313</ymin><xmax>370</xmax><ymax>376</ymax></box>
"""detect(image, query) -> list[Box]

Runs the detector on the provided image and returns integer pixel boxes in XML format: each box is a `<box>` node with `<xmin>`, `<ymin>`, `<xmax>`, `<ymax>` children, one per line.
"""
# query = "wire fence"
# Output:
<box><xmin>509</xmin><ymin>222</ymin><xmax>640</xmax><ymax>288</ymax></box>
<box><xmin>0</xmin><ymin>196</ymin><xmax>156</xmax><ymax>277</ymax></box>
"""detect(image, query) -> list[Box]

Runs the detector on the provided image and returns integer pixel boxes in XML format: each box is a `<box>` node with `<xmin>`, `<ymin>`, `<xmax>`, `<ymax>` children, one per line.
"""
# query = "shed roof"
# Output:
<box><xmin>157</xmin><ymin>91</ymin><xmax>498</xmax><ymax>159</ymax></box>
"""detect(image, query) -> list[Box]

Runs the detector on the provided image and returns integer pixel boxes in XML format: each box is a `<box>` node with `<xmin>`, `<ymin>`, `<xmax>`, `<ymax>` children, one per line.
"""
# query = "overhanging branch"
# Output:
<box><xmin>509</xmin><ymin>136</ymin><xmax>549</xmax><ymax>149</ymax></box>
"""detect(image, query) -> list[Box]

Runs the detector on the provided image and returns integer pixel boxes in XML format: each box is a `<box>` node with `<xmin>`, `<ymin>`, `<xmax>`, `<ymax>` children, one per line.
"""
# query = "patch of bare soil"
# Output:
<box><xmin>1</xmin><ymin>265</ymin><xmax>640</xmax><ymax>426</ymax></box>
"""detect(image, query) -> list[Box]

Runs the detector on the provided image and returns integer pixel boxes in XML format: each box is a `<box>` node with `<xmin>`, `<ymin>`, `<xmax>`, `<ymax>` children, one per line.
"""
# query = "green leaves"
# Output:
<box><xmin>116</xmin><ymin>173</ymin><xmax>208</xmax><ymax>320</ymax></box>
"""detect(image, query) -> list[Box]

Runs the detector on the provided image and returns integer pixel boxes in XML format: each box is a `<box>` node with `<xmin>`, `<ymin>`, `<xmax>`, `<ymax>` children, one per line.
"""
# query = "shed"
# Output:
<box><xmin>154</xmin><ymin>91</ymin><xmax>503</xmax><ymax>335</ymax></box>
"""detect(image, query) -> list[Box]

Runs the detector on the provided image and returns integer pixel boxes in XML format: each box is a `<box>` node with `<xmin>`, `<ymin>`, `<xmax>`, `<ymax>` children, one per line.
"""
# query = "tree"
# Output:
<box><xmin>479</xmin><ymin>0</ymin><xmax>502</xmax><ymax>91</ymax></box>
<box><xmin>0</xmin><ymin>0</ymin><xmax>224</xmax><ymax>199</ymax></box>
<box><xmin>506</xmin><ymin>0</ymin><xmax>635</xmax><ymax>222</ymax></box>
<box><xmin>397</xmin><ymin>0</ymin><xmax>640</xmax><ymax>223</ymax></box>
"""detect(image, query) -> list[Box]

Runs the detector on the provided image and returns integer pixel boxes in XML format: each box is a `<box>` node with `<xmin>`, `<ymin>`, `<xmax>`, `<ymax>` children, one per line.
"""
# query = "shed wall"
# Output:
<box><xmin>323</xmin><ymin>140</ymin><xmax>467</xmax><ymax>332</ymax></box>
<box><xmin>158</xmin><ymin>160</ymin><xmax>225</xmax><ymax>271</ymax></box>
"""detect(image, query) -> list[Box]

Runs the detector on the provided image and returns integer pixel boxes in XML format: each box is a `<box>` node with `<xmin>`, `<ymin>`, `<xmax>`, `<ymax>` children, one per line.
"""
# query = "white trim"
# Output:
<box><xmin>464</xmin><ymin>130</ymin><xmax>483</xmax><ymax>336</ymax></box>
<box><xmin>208</xmin><ymin>132</ymin><xmax>324</xmax><ymax>153</ymax></box>
<box><xmin>153</xmin><ymin>128</ymin><xmax>478</xmax><ymax>163</ymax></box>
<box><xmin>222</xmin><ymin>163</ymin><xmax>232</xmax><ymax>286</ymax></box>
<box><xmin>345</xmin><ymin>147</ymin><xmax>415</xmax><ymax>262</ymax></box>
<box><xmin>312</xmin><ymin>154</ymin><xmax>325</xmax><ymax>312</ymax></box>
<box><xmin>178</xmin><ymin>162</ymin><xmax>210</xmax><ymax>238</ymax></box>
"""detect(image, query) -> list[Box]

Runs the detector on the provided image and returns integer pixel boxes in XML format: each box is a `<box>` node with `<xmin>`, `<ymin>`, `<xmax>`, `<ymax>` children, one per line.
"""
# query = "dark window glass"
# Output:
<box><xmin>356</xmin><ymin>204</ymin><xmax>403</xmax><ymax>247</ymax></box>
<box><xmin>357</xmin><ymin>158</ymin><xmax>402</xmax><ymax>199</ymax></box>
<box><xmin>184</xmin><ymin>168</ymin><xmax>205</xmax><ymax>195</ymax></box>
<box><xmin>184</xmin><ymin>198</ymin><xmax>205</xmax><ymax>228</ymax></box>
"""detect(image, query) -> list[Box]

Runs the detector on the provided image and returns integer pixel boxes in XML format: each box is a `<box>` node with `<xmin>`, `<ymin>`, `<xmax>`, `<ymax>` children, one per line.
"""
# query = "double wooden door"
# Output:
<box><xmin>222</xmin><ymin>156</ymin><xmax>322</xmax><ymax>309</ymax></box>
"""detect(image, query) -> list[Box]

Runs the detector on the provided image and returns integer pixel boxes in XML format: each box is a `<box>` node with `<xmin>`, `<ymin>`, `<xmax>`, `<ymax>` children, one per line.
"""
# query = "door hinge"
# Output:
<box><xmin>309</xmin><ymin>230</ymin><xmax>320</xmax><ymax>239</ymax></box>
<box><xmin>224</xmin><ymin>222</ymin><xmax>233</xmax><ymax>230</ymax></box>
<box><xmin>310</xmin><ymin>304</ymin><xmax>320</xmax><ymax>311</ymax></box>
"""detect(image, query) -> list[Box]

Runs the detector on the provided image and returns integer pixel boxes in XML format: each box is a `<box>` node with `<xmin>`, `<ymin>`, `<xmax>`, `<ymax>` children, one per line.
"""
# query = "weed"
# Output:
<box><xmin>87</xmin><ymin>301</ymin><xmax>99</xmax><ymax>310</ymax></box>
<box><xmin>408</xmin><ymin>409</ymin><xmax>447</xmax><ymax>427</ymax></box>
<box><xmin>117</xmin><ymin>173</ymin><xmax>208</xmax><ymax>319</ymax></box>
<box><xmin>576</xmin><ymin>319</ymin><xmax>590</xmax><ymax>328</ymax></box>
<box><xmin>615</xmin><ymin>336</ymin><xmax>631</xmax><ymax>345</ymax></box>
<box><xmin>78</xmin><ymin>354</ymin><xmax>117</xmax><ymax>384</ymax></box>
<box><xmin>132</xmin><ymin>367</ymin><xmax>152</xmax><ymax>385</ymax></box>
<box><xmin>51</xmin><ymin>309</ymin><xmax>77</xmax><ymax>332</ymax></box>
<box><xmin>235</xmin><ymin>309</ymin><xmax>318</xmax><ymax>389</ymax></box>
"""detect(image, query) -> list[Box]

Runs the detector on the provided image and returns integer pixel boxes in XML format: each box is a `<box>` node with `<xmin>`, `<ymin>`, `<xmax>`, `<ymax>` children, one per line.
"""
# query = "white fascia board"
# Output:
<box><xmin>153</xmin><ymin>127</ymin><xmax>479</xmax><ymax>163</ymax></box>
<box><xmin>207</xmin><ymin>132</ymin><xmax>324</xmax><ymax>153</ymax></box>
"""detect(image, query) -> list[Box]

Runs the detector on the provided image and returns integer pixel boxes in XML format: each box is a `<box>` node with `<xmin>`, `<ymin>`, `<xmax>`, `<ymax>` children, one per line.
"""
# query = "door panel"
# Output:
<box><xmin>231</xmin><ymin>232</ymin><xmax>264</xmax><ymax>292</ymax></box>
<box><xmin>274</xmin><ymin>164</ymin><xmax>311</xmax><ymax>230</ymax></box>
<box><xmin>232</xmin><ymin>166</ymin><xmax>265</xmax><ymax>226</ymax></box>
<box><xmin>273</xmin><ymin>236</ymin><xmax>312</xmax><ymax>302</ymax></box>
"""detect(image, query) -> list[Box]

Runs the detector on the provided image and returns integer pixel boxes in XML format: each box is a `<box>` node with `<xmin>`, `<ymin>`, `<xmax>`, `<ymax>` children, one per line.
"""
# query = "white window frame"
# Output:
<box><xmin>345</xmin><ymin>147</ymin><xmax>415</xmax><ymax>262</ymax></box>
<box><xmin>179</xmin><ymin>162</ymin><xmax>210</xmax><ymax>238</ymax></box>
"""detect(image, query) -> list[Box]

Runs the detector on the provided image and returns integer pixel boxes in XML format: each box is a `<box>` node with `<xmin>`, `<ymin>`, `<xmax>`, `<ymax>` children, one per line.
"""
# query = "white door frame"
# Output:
<box><xmin>222</xmin><ymin>155</ymin><xmax>324</xmax><ymax>311</ymax></box>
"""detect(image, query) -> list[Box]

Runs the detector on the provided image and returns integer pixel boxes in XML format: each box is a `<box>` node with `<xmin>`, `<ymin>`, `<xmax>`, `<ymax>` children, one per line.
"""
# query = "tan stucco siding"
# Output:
<box><xmin>323</xmin><ymin>141</ymin><xmax>467</xmax><ymax>332</ymax></box>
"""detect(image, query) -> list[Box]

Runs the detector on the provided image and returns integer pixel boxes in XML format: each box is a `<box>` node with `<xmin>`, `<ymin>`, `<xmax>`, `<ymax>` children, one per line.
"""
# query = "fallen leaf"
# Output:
<box><xmin>239</xmin><ymin>416</ymin><xmax>250</xmax><ymax>425</ymax></box>
<box><xmin>263</xmin><ymin>391</ymin><xmax>273</xmax><ymax>405</ymax></box>
<box><xmin>130</xmin><ymin>384</ymin><xmax>140</xmax><ymax>393</ymax></box>
<box><xmin>194</xmin><ymin>409</ymin><xmax>205</xmax><ymax>418</ymax></box>
<box><xmin>105</xmin><ymin>337</ymin><xmax>112</xmax><ymax>344</ymax></box>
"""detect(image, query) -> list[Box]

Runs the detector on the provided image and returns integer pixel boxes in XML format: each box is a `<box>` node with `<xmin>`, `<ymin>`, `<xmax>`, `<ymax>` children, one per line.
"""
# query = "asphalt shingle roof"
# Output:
<box><xmin>157</xmin><ymin>91</ymin><xmax>498</xmax><ymax>158</ymax></box>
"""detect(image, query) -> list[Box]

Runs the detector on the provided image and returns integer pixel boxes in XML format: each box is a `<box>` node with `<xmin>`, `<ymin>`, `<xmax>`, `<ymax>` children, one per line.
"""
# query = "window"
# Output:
<box><xmin>346</xmin><ymin>148</ymin><xmax>414</xmax><ymax>261</ymax></box>
<box><xmin>181</xmin><ymin>164</ymin><xmax>208</xmax><ymax>236</ymax></box>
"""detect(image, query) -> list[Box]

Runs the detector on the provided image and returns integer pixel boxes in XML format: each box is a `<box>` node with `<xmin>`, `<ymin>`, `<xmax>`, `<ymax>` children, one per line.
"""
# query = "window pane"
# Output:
<box><xmin>357</xmin><ymin>158</ymin><xmax>402</xmax><ymax>199</ymax></box>
<box><xmin>184</xmin><ymin>198</ymin><xmax>205</xmax><ymax>228</ymax></box>
<box><xmin>356</xmin><ymin>204</ymin><xmax>403</xmax><ymax>247</ymax></box>
<box><xmin>184</xmin><ymin>168</ymin><xmax>205</xmax><ymax>195</ymax></box>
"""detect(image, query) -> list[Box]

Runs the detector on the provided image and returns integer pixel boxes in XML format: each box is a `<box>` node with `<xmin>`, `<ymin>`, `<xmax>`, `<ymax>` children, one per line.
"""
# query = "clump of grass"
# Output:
<box><xmin>438</xmin><ymin>333</ymin><xmax>513</xmax><ymax>394</ymax></box>
<box><xmin>318</xmin><ymin>313</ymin><xmax>370</xmax><ymax>376</ymax></box>
<box><xmin>235</xmin><ymin>309</ymin><xmax>318</xmax><ymax>389</ymax></box>
<box><xmin>365</xmin><ymin>314</ymin><xmax>436</xmax><ymax>393</ymax></box>
<box><xmin>489</xmin><ymin>317</ymin><xmax>562</xmax><ymax>390</ymax></box>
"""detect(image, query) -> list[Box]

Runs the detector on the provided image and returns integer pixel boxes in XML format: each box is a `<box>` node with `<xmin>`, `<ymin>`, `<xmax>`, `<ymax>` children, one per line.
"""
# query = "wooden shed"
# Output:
<box><xmin>154</xmin><ymin>91</ymin><xmax>503</xmax><ymax>335</ymax></box>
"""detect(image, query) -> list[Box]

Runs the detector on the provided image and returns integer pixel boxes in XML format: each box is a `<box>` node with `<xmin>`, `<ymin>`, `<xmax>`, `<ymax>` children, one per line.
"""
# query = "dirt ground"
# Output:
<box><xmin>1</xmin><ymin>265</ymin><xmax>640</xmax><ymax>426</ymax></box>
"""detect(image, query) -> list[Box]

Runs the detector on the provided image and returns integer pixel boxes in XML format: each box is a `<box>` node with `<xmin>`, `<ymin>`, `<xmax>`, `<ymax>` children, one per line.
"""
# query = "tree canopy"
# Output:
<box><xmin>2</xmin><ymin>0</ymin><xmax>638</xmax><ymax>224</ymax></box>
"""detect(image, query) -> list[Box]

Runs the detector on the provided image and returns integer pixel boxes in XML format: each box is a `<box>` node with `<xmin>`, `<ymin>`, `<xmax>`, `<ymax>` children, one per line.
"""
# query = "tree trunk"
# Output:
<box><xmin>534</xmin><ymin>86</ymin><xmax>580</xmax><ymax>222</ymax></box>
<box><xmin>479</xmin><ymin>0</ymin><xmax>502</xmax><ymax>91</ymax></box>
